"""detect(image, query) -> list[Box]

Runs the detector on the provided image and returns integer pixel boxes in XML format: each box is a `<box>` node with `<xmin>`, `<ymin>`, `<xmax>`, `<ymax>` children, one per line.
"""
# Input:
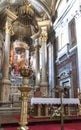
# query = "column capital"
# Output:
<box><xmin>41</xmin><ymin>33</ymin><xmax>48</xmax><ymax>42</ymax></box>
<box><xmin>5</xmin><ymin>21</ymin><xmax>13</xmax><ymax>34</ymax></box>
<box><xmin>41</xmin><ymin>26</ymin><xmax>48</xmax><ymax>42</ymax></box>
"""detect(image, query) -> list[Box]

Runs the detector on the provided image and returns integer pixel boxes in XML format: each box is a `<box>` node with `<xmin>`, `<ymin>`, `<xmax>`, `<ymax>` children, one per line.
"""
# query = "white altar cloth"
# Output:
<box><xmin>31</xmin><ymin>98</ymin><xmax>80</xmax><ymax>105</ymax></box>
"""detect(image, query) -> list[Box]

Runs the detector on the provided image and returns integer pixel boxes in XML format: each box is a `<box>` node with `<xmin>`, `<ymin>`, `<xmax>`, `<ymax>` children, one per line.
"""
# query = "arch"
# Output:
<box><xmin>27</xmin><ymin>0</ymin><xmax>53</xmax><ymax>24</ymax></box>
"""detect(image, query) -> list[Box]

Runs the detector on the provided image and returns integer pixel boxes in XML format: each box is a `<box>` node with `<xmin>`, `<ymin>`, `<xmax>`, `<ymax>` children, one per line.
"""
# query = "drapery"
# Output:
<box><xmin>31</xmin><ymin>98</ymin><xmax>80</xmax><ymax>105</ymax></box>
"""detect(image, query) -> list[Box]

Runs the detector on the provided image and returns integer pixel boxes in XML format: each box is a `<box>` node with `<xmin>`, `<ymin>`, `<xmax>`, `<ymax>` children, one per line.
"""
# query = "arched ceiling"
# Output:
<box><xmin>0</xmin><ymin>0</ymin><xmax>57</xmax><ymax>24</ymax></box>
<box><xmin>0</xmin><ymin>0</ymin><xmax>57</xmax><ymax>45</ymax></box>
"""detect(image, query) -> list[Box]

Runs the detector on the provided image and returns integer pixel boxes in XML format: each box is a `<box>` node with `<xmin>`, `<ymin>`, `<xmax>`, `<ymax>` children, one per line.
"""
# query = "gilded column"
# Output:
<box><xmin>45</xmin><ymin>104</ymin><xmax>49</xmax><ymax>117</ymax></box>
<box><xmin>34</xmin><ymin>41</ymin><xmax>41</xmax><ymax>89</ymax></box>
<box><xmin>40</xmin><ymin>27</ymin><xmax>48</xmax><ymax>97</ymax></box>
<box><xmin>1</xmin><ymin>21</ymin><xmax>11</xmax><ymax>102</ymax></box>
<box><xmin>18</xmin><ymin>67</ymin><xmax>32</xmax><ymax>130</ymax></box>
<box><xmin>18</xmin><ymin>87</ymin><xmax>31</xmax><ymax>130</ymax></box>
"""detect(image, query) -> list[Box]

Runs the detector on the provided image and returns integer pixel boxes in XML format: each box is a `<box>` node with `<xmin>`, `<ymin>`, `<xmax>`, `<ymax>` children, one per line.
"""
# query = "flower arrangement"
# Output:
<box><xmin>51</xmin><ymin>107</ymin><xmax>61</xmax><ymax>120</ymax></box>
<box><xmin>51</xmin><ymin>107</ymin><xmax>68</xmax><ymax>120</ymax></box>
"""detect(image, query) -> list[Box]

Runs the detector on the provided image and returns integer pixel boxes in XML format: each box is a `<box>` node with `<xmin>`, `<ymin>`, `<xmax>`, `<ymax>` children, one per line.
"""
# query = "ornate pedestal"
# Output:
<box><xmin>18</xmin><ymin>87</ymin><xmax>31</xmax><ymax>130</ymax></box>
<box><xmin>0</xmin><ymin>79</ymin><xmax>11</xmax><ymax>102</ymax></box>
<box><xmin>18</xmin><ymin>67</ymin><xmax>32</xmax><ymax>130</ymax></box>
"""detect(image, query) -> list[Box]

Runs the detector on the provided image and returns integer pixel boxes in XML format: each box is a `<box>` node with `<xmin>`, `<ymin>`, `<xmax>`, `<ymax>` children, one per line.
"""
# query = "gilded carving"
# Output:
<box><xmin>5</xmin><ymin>21</ymin><xmax>14</xmax><ymax>35</ymax></box>
<box><xmin>41</xmin><ymin>33</ymin><xmax>47</xmax><ymax>42</ymax></box>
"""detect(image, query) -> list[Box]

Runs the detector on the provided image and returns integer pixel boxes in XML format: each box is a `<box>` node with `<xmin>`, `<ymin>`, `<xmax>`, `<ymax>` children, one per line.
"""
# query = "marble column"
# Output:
<box><xmin>30</xmin><ymin>51</ymin><xmax>35</xmax><ymax>71</ymax></box>
<box><xmin>34</xmin><ymin>41</ymin><xmax>41</xmax><ymax>89</ymax></box>
<box><xmin>40</xmin><ymin>27</ymin><xmax>48</xmax><ymax>97</ymax></box>
<box><xmin>0</xmin><ymin>21</ymin><xmax>11</xmax><ymax>102</ymax></box>
<box><xmin>25</xmin><ymin>46</ymin><xmax>29</xmax><ymax>67</ymax></box>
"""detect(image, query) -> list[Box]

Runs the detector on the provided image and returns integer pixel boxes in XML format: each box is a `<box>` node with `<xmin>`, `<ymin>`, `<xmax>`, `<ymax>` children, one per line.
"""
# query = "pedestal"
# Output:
<box><xmin>17</xmin><ymin>67</ymin><xmax>32</xmax><ymax>130</ymax></box>
<box><xmin>18</xmin><ymin>87</ymin><xmax>31</xmax><ymax>130</ymax></box>
<box><xmin>0</xmin><ymin>79</ymin><xmax>11</xmax><ymax>102</ymax></box>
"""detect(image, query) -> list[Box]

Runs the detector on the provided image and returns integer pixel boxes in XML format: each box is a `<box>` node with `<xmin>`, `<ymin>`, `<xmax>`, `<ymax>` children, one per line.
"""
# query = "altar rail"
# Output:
<box><xmin>30</xmin><ymin>98</ymin><xmax>80</xmax><ymax>117</ymax></box>
<box><xmin>31</xmin><ymin>98</ymin><xmax>80</xmax><ymax>105</ymax></box>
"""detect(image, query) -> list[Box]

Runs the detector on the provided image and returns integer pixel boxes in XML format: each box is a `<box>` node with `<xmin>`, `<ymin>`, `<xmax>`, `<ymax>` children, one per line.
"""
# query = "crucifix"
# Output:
<box><xmin>58</xmin><ymin>87</ymin><xmax>64</xmax><ymax>130</ymax></box>
<box><xmin>55</xmin><ymin>86</ymin><xmax>71</xmax><ymax>130</ymax></box>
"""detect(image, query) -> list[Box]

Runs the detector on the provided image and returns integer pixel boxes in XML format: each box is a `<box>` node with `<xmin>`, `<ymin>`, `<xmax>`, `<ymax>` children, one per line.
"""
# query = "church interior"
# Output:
<box><xmin>0</xmin><ymin>0</ymin><xmax>81</xmax><ymax>130</ymax></box>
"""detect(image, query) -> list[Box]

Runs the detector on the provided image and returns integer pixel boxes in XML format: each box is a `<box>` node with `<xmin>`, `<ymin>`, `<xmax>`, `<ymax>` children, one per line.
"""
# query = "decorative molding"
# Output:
<box><xmin>4</xmin><ymin>9</ymin><xmax>17</xmax><ymax>21</ymax></box>
<box><xmin>54</xmin><ymin>0</ymin><xmax>79</xmax><ymax>29</ymax></box>
<box><xmin>74</xmin><ymin>9</ymin><xmax>81</xmax><ymax>19</ymax></box>
<box><xmin>41</xmin><ymin>33</ymin><xmax>48</xmax><ymax>42</ymax></box>
<box><xmin>38</xmin><ymin>20</ymin><xmax>50</xmax><ymax>30</ymax></box>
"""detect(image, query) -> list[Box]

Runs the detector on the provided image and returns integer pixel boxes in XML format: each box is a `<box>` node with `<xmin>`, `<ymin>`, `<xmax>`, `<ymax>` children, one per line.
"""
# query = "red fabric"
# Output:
<box><xmin>4</xmin><ymin>124</ymin><xmax>75</xmax><ymax>130</ymax></box>
<box><xmin>14</xmin><ymin>114</ymin><xmax>50</xmax><ymax>121</ymax></box>
<box><xmin>3</xmin><ymin>115</ymin><xmax>81</xmax><ymax>130</ymax></box>
<box><xmin>15</xmin><ymin>64</ymin><xmax>19</xmax><ymax>74</ymax></box>
<box><xmin>4</xmin><ymin>122</ymin><xmax>81</xmax><ymax>130</ymax></box>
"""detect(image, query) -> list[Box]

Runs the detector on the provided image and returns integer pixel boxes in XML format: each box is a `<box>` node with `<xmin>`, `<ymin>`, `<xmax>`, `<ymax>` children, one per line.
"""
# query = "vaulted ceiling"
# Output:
<box><xmin>0</xmin><ymin>0</ymin><xmax>57</xmax><ymax>45</ymax></box>
<box><xmin>0</xmin><ymin>0</ymin><xmax>57</xmax><ymax>23</ymax></box>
